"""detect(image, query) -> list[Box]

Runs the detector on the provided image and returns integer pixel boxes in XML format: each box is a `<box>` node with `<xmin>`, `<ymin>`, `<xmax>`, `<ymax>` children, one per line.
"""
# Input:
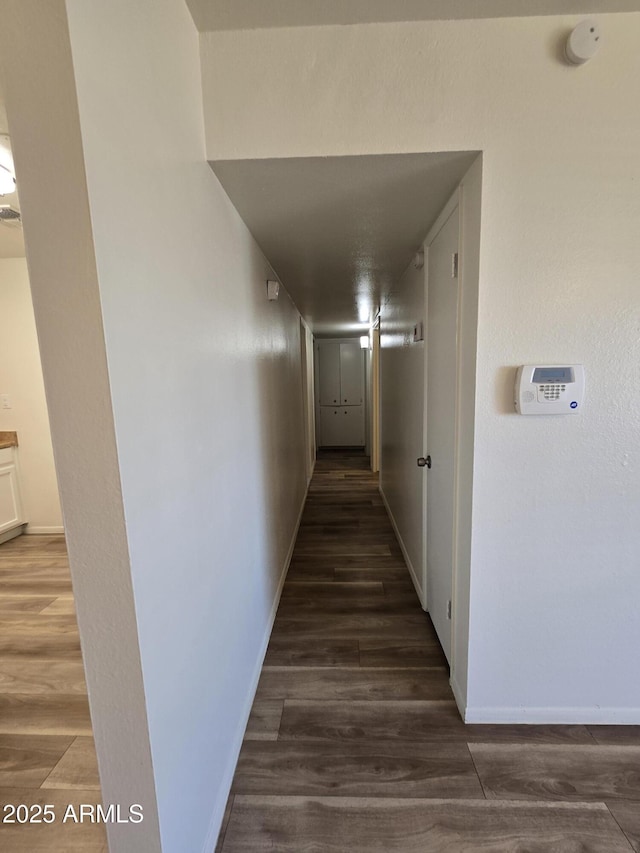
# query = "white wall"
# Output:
<box><xmin>200</xmin><ymin>14</ymin><xmax>640</xmax><ymax>722</ymax></box>
<box><xmin>0</xmin><ymin>258</ymin><xmax>62</xmax><ymax>532</ymax></box>
<box><xmin>379</xmin><ymin>256</ymin><xmax>426</xmax><ymax>601</ymax></box>
<box><xmin>1</xmin><ymin>3</ymin><xmax>308</xmax><ymax>853</ymax></box>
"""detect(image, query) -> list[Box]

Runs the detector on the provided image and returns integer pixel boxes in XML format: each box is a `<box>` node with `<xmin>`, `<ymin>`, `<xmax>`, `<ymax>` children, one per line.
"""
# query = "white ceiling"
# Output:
<box><xmin>0</xmin><ymin>89</ymin><xmax>25</xmax><ymax>259</ymax></box>
<box><xmin>187</xmin><ymin>0</ymin><xmax>640</xmax><ymax>31</ymax></box>
<box><xmin>211</xmin><ymin>152</ymin><xmax>477</xmax><ymax>334</ymax></box>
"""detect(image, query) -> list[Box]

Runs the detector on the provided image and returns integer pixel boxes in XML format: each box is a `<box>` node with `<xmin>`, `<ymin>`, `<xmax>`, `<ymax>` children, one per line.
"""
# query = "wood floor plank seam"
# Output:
<box><xmin>465</xmin><ymin>741</ymin><xmax>489</xmax><ymax>800</ymax></box>
<box><xmin>38</xmin><ymin>734</ymin><xmax>78</xmax><ymax>789</ymax></box>
<box><xmin>606</xmin><ymin>802</ymin><xmax>640</xmax><ymax>853</ymax></box>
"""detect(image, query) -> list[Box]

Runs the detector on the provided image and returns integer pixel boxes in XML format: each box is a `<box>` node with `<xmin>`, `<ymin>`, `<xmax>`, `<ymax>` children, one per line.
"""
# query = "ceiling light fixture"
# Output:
<box><xmin>0</xmin><ymin>166</ymin><xmax>15</xmax><ymax>196</ymax></box>
<box><xmin>0</xmin><ymin>135</ymin><xmax>16</xmax><ymax>196</ymax></box>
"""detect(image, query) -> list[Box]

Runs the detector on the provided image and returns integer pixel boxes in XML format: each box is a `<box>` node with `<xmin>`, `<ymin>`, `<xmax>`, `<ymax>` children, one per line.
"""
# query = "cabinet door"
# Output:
<box><xmin>317</xmin><ymin>342</ymin><xmax>341</xmax><ymax>406</ymax></box>
<box><xmin>341</xmin><ymin>406</ymin><xmax>365</xmax><ymax>446</ymax></box>
<box><xmin>0</xmin><ymin>464</ymin><xmax>22</xmax><ymax>534</ymax></box>
<box><xmin>339</xmin><ymin>342</ymin><xmax>363</xmax><ymax>405</ymax></box>
<box><xmin>319</xmin><ymin>406</ymin><xmax>343</xmax><ymax>447</ymax></box>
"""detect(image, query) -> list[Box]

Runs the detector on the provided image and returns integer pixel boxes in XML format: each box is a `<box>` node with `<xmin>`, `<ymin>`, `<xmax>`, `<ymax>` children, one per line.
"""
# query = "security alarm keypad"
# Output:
<box><xmin>515</xmin><ymin>365</ymin><xmax>585</xmax><ymax>415</ymax></box>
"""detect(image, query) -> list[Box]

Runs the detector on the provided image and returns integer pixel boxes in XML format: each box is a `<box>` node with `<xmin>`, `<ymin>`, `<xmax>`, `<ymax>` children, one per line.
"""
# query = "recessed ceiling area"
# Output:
<box><xmin>211</xmin><ymin>152</ymin><xmax>477</xmax><ymax>334</ymax></box>
<box><xmin>187</xmin><ymin>0</ymin><xmax>640</xmax><ymax>31</ymax></box>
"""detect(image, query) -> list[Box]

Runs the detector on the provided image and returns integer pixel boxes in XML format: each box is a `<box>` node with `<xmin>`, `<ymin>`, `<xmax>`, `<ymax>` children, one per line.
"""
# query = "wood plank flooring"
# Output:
<box><xmin>219</xmin><ymin>450</ymin><xmax>640</xmax><ymax>852</ymax></box>
<box><xmin>0</xmin><ymin>535</ymin><xmax>106</xmax><ymax>852</ymax></box>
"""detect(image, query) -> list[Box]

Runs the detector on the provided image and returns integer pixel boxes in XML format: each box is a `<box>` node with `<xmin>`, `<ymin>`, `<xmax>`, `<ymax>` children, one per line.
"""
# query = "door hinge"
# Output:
<box><xmin>446</xmin><ymin>600</ymin><xmax>452</xmax><ymax>620</ymax></box>
<box><xmin>452</xmin><ymin>253</ymin><xmax>459</xmax><ymax>279</ymax></box>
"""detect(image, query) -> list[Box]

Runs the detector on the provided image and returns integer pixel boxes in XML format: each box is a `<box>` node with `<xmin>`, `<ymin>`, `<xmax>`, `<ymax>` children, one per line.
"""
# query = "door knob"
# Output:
<box><xmin>417</xmin><ymin>455</ymin><xmax>432</xmax><ymax>469</ymax></box>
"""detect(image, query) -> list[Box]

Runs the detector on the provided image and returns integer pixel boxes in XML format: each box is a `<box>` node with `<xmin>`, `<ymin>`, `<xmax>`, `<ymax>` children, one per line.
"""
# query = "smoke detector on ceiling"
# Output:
<box><xmin>565</xmin><ymin>20</ymin><xmax>601</xmax><ymax>65</ymax></box>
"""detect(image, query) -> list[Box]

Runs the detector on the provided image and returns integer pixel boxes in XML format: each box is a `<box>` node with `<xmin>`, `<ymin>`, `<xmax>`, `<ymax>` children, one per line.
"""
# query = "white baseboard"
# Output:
<box><xmin>464</xmin><ymin>705</ymin><xmax>640</xmax><ymax>725</ymax></box>
<box><xmin>200</xmin><ymin>477</ymin><xmax>310</xmax><ymax>853</ymax></box>
<box><xmin>379</xmin><ymin>486</ymin><xmax>424</xmax><ymax>608</ymax></box>
<box><xmin>25</xmin><ymin>526</ymin><xmax>64</xmax><ymax>535</ymax></box>
<box><xmin>0</xmin><ymin>524</ymin><xmax>26</xmax><ymax>545</ymax></box>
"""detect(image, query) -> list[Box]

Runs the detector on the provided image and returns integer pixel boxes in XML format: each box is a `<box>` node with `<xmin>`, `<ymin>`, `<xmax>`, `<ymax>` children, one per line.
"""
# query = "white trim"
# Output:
<box><xmin>464</xmin><ymin>706</ymin><xmax>640</xmax><ymax>725</ymax></box>
<box><xmin>379</xmin><ymin>485</ymin><xmax>424</xmax><ymax>609</ymax></box>
<box><xmin>25</xmin><ymin>525</ymin><xmax>65</xmax><ymax>535</ymax></box>
<box><xmin>200</xmin><ymin>476</ymin><xmax>310</xmax><ymax>853</ymax></box>
<box><xmin>0</xmin><ymin>524</ymin><xmax>26</xmax><ymax>545</ymax></box>
<box><xmin>424</xmin><ymin>189</ymin><xmax>460</xmax><ymax>247</ymax></box>
<box><xmin>422</xmin><ymin>189</ymin><xmax>461</xmax><ymax>671</ymax></box>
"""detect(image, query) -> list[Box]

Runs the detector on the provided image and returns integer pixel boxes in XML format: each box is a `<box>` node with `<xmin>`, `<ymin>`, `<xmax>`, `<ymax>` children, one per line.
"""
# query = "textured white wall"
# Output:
<box><xmin>64</xmin><ymin>1</ymin><xmax>308</xmax><ymax>848</ymax></box>
<box><xmin>379</xmin><ymin>256</ymin><xmax>426</xmax><ymax>600</ymax></box>
<box><xmin>1</xmin><ymin>1</ymin><xmax>308</xmax><ymax>851</ymax></box>
<box><xmin>0</xmin><ymin>4</ymin><xmax>161</xmax><ymax>850</ymax></box>
<box><xmin>0</xmin><ymin>258</ymin><xmax>62</xmax><ymax>531</ymax></box>
<box><xmin>200</xmin><ymin>14</ymin><xmax>640</xmax><ymax>721</ymax></box>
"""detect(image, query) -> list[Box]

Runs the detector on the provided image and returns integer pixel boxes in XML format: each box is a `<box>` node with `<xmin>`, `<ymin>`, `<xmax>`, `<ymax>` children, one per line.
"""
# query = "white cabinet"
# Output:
<box><xmin>316</xmin><ymin>340</ymin><xmax>365</xmax><ymax>447</ymax></box>
<box><xmin>319</xmin><ymin>406</ymin><xmax>365</xmax><ymax>447</ymax></box>
<box><xmin>318</xmin><ymin>342</ymin><xmax>342</xmax><ymax>405</ymax></box>
<box><xmin>341</xmin><ymin>406</ymin><xmax>365</xmax><ymax>445</ymax></box>
<box><xmin>0</xmin><ymin>446</ymin><xmax>25</xmax><ymax>542</ymax></box>
<box><xmin>319</xmin><ymin>407</ymin><xmax>343</xmax><ymax>447</ymax></box>
<box><xmin>339</xmin><ymin>343</ymin><xmax>363</xmax><ymax>405</ymax></box>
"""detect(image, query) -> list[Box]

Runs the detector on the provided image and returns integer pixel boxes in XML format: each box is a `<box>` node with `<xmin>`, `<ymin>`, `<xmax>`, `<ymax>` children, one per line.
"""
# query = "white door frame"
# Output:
<box><xmin>371</xmin><ymin>322</ymin><xmax>381</xmax><ymax>473</ymax></box>
<box><xmin>422</xmin><ymin>187</ymin><xmax>464</xmax><ymax>675</ymax></box>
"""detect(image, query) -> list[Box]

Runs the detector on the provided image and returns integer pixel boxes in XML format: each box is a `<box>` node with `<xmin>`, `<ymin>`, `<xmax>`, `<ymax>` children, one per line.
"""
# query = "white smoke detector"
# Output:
<box><xmin>565</xmin><ymin>20</ymin><xmax>601</xmax><ymax>65</ymax></box>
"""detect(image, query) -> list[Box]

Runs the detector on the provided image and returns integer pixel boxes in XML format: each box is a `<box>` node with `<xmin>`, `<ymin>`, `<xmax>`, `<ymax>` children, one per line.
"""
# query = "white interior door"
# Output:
<box><xmin>425</xmin><ymin>205</ymin><xmax>460</xmax><ymax>664</ymax></box>
<box><xmin>371</xmin><ymin>327</ymin><xmax>380</xmax><ymax>472</ymax></box>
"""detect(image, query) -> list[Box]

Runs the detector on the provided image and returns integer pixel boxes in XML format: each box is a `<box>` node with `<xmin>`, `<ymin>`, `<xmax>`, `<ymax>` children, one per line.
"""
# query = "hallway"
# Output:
<box><xmin>218</xmin><ymin>451</ymin><xmax>639</xmax><ymax>852</ymax></box>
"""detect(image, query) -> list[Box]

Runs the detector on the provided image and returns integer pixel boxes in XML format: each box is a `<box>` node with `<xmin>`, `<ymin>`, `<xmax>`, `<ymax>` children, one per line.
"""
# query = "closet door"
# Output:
<box><xmin>339</xmin><ymin>342</ymin><xmax>363</xmax><ymax>405</ymax></box>
<box><xmin>317</xmin><ymin>342</ymin><xmax>341</xmax><ymax>405</ymax></box>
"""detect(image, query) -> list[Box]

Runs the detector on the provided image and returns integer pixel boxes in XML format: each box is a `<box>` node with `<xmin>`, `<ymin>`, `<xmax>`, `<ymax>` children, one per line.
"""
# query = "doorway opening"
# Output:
<box><xmin>211</xmin><ymin>151</ymin><xmax>482</xmax><ymax>705</ymax></box>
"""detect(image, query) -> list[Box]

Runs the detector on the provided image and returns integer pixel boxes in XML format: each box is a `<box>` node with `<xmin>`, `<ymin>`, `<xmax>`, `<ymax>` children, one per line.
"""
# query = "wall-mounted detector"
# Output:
<box><xmin>565</xmin><ymin>20</ymin><xmax>601</xmax><ymax>65</ymax></box>
<box><xmin>413</xmin><ymin>249</ymin><xmax>424</xmax><ymax>270</ymax></box>
<box><xmin>267</xmin><ymin>279</ymin><xmax>280</xmax><ymax>301</ymax></box>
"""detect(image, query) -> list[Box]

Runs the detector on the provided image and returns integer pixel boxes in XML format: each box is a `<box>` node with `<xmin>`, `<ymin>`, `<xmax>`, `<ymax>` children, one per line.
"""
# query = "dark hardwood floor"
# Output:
<box><xmin>0</xmin><ymin>534</ymin><xmax>105</xmax><ymax>852</ymax></box>
<box><xmin>218</xmin><ymin>450</ymin><xmax>640</xmax><ymax>852</ymax></box>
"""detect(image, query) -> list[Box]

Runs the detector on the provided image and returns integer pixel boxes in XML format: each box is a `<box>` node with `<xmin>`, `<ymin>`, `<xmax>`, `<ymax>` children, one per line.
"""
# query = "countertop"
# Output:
<box><xmin>0</xmin><ymin>431</ymin><xmax>18</xmax><ymax>449</ymax></box>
